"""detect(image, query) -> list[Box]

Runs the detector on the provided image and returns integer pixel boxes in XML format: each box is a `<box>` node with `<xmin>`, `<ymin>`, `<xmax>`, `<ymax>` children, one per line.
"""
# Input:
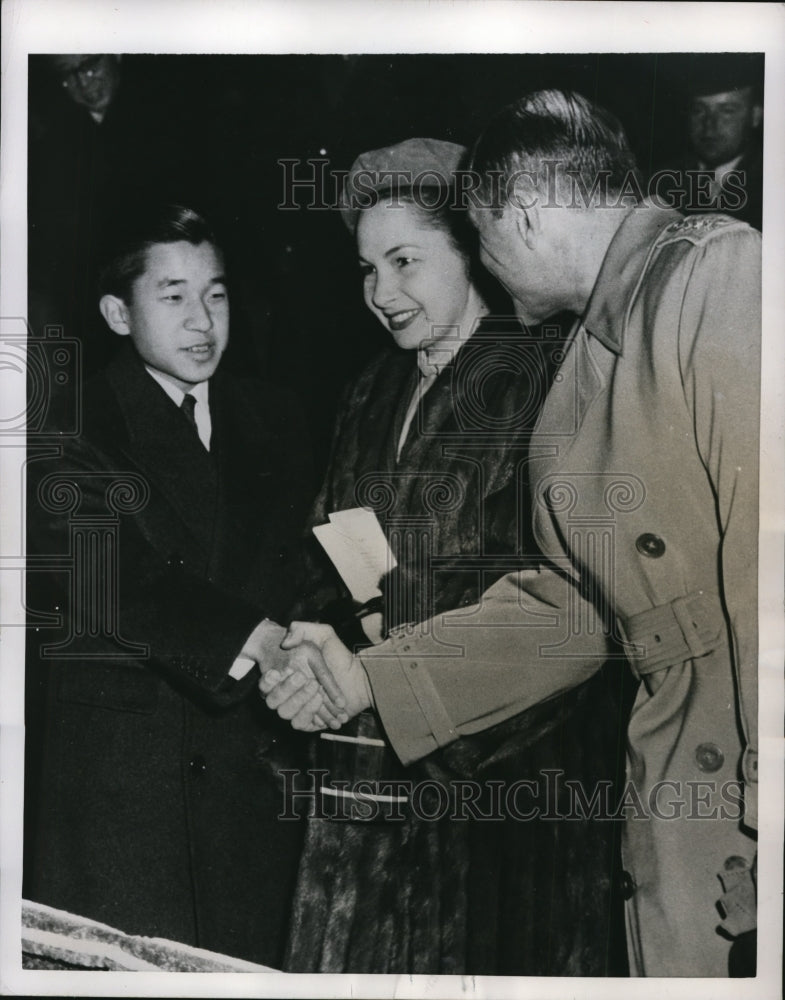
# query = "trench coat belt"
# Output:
<box><xmin>618</xmin><ymin>589</ymin><xmax>726</xmax><ymax>677</ymax></box>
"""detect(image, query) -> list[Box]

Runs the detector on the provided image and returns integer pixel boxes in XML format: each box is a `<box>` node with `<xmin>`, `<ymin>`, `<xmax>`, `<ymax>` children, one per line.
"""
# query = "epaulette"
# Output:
<box><xmin>658</xmin><ymin>213</ymin><xmax>751</xmax><ymax>246</ymax></box>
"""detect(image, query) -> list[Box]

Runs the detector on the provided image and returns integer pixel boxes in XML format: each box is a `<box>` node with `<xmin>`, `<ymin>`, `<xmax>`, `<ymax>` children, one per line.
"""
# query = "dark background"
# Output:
<box><xmin>28</xmin><ymin>52</ymin><xmax>763</xmax><ymax>466</ymax></box>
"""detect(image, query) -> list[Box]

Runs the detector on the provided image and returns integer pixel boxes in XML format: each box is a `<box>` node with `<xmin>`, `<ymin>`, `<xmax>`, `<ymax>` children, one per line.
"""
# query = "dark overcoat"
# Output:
<box><xmin>24</xmin><ymin>343</ymin><xmax>313</xmax><ymax>967</ymax></box>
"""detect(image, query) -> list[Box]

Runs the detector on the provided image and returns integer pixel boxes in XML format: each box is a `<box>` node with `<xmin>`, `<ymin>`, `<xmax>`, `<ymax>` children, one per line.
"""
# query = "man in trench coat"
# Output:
<box><xmin>262</xmin><ymin>90</ymin><xmax>761</xmax><ymax>977</ymax></box>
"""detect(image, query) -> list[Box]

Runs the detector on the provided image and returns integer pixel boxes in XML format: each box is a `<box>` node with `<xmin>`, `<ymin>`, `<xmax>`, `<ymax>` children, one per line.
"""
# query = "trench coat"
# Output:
<box><xmin>358</xmin><ymin>206</ymin><xmax>760</xmax><ymax>977</ymax></box>
<box><xmin>24</xmin><ymin>343</ymin><xmax>313</xmax><ymax>966</ymax></box>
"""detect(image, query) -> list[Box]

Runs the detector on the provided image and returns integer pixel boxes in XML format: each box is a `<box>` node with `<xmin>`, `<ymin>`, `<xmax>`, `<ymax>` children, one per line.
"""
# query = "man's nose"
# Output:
<box><xmin>699</xmin><ymin>109</ymin><xmax>721</xmax><ymax>132</ymax></box>
<box><xmin>72</xmin><ymin>65</ymin><xmax>104</xmax><ymax>92</ymax></box>
<box><xmin>185</xmin><ymin>299</ymin><xmax>213</xmax><ymax>331</ymax></box>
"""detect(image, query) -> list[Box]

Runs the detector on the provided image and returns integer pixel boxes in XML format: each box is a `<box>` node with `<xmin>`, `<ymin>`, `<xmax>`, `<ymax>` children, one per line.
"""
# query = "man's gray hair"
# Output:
<box><xmin>469</xmin><ymin>89</ymin><xmax>640</xmax><ymax>211</ymax></box>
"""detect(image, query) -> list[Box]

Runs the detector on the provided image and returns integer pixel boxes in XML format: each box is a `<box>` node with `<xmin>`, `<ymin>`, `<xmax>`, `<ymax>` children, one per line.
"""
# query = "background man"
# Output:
<box><xmin>657</xmin><ymin>53</ymin><xmax>763</xmax><ymax>230</ymax></box>
<box><xmin>263</xmin><ymin>90</ymin><xmax>761</xmax><ymax>978</ymax></box>
<box><xmin>48</xmin><ymin>53</ymin><xmax>123</xmax><ymax>124</ymax></box>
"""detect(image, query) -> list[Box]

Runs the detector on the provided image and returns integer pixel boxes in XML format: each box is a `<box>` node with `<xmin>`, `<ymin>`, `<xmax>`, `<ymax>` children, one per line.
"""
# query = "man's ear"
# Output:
<box><xmin>508</xmin><ymin>173</ymin><xmax>541</xmax><ymax>251</ymax></box>
<box><xmin>99</xmin><ymin>294</ymin><xmax>131</xmax><ymax>336</ymax></box>
<box><xmin>512</xmin><ymin>200</ymin><xmax>540</xmax><ymax>251</ymax></box>
<box><xmin>751</xmin><ymin>103</ymin><xmax>763</xmax><ymax>130</ymax></box>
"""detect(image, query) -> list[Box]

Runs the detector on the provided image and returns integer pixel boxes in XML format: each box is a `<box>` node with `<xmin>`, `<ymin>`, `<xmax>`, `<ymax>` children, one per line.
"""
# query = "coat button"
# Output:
<box><xmin>695</xmin><ymin>742</ymin><xmax>725</xmax><ymax>773</ymax></box>
<box><xmin>189</xmin><ymin>754</ymin><xmax>207</xmax><ymax>776</ymax></box>
<box><xmin>619</xmin><ymin>870</ymin><xmax>637</xmax><ymax>900</ymax></box>
<box><xmin>635</xmin><ymin>533</ymin><xmax>666</xmax><ymax>558</ymax></box>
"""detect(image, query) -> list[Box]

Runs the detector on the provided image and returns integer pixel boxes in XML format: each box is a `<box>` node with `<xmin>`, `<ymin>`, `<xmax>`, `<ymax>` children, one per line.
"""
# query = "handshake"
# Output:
<box><xmin>243</xmin><ymin>619</ymin><xmax>373</xmax><ymax>730</ymax></box>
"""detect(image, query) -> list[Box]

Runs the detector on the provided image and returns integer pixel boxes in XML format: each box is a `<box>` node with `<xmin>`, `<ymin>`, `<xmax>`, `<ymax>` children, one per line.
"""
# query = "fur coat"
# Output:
<box><xmin>283</xmin><ymin>321</ymin><xmax>630</xmax><ymax>974</ymax></box>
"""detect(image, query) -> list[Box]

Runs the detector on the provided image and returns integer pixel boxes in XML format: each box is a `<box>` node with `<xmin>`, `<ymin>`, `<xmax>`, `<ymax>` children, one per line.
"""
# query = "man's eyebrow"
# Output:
<box><xmin>155</xmin><ymin>275</ymin><xmax>227</xmax><ymax>289</ymax></box>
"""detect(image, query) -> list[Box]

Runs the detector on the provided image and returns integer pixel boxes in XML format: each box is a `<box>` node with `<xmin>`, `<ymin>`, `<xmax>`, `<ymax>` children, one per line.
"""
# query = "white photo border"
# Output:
<box><xmin>1</xmin><ymin>2</ymin><xmax>783</xmax><ymax>998</ymax></box>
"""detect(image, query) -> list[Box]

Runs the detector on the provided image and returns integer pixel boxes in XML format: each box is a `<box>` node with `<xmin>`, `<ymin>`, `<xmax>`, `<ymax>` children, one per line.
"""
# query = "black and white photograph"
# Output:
<box><xmin>1</xmin><ymin>2</ymin><xmax>783</xmax><ymax>997</ymax></box>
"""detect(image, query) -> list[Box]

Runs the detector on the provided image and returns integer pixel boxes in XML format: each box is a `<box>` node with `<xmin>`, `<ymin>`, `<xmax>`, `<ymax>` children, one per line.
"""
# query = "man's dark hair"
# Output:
<box><xmin>98</xmin><ymin>203</ymin><xmax>221</xmax><ymax>302</ymax></box>
<box><xmin>469</xmin><ymin>89</ymin><xmax>639</xmax><ymax>210</ymax></box>
<box><xmin>684</xmin><ymin>53</ymin><xmax>764</xmax><ymax>103</ymax></box>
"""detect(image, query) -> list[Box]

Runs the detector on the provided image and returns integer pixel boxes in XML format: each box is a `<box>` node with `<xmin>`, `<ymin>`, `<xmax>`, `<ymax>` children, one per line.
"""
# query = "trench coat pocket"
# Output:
<box><xmin>56</xmin><ymin>662</ymin><xmax>159</xmax><ymax>714</ymax></box>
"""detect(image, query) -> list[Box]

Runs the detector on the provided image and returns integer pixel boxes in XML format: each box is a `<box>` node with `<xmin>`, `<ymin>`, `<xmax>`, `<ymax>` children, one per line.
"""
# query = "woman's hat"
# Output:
<box><xmin>340</xmin><ymin>137</ymin><xmax>466</xmax><ymax>232</ymax></box>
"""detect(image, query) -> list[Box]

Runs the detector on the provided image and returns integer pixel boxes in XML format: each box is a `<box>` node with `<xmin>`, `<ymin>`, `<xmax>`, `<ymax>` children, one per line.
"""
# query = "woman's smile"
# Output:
<box><xmin>385</xmin><ymin>308</ymin><xmax>422</xmax><ymax>331</ymax></box>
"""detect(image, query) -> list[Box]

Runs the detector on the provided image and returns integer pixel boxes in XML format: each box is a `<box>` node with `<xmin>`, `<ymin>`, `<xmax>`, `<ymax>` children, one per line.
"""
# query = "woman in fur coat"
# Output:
<box><xmin>275</xmin><ymin>138</ymin><xmax>630</xmax><ymax>976</ymax></box>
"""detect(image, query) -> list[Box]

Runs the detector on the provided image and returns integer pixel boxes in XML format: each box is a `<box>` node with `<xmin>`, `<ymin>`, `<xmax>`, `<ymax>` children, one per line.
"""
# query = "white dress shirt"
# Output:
<box><xmin>697</xmin><ymin>153</ymin><xmax>743</xmax><ymax>203</ymax></box>
<box><xmin>145</xmin><ymin>367</ymin><xmax>212</xmax><ymax>450</ymax></box>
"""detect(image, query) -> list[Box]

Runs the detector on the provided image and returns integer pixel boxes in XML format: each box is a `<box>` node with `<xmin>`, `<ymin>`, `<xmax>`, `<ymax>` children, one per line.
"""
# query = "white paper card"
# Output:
<box><xmin>312</xmin><ymin>507</ymin><xmax>396</xmax><ymax>605</ymax></box>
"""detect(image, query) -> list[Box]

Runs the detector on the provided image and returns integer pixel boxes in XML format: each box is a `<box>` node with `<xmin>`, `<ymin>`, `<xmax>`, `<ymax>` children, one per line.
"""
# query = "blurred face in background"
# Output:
<box><xmin>688</xmin><ymin>86</ymin><xmax>762</xmax><ymax>168</ymax></box>
<box><xmin>50</xmin><ymin>55</ymin><xmax>122</xmax><ymax>117</ymax></box>
<box><xmin>357</xmin><ymin>201</ymin><xmax>484</xmax><ymax>352</ymax></box>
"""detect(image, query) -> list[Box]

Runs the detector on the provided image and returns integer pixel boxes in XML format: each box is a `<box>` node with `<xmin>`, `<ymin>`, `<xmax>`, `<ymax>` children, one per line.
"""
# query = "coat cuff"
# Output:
<box><xmin>360</xmin><ymin>636</ymin><xmax>458</xmax><ymax>765</ymax></box>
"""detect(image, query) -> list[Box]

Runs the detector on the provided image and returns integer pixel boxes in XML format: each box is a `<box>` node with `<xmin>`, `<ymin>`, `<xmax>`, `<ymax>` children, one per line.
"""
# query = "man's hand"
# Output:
<box><xmin>259</xmin><ymin>622</ymin><xmax>373</xmax><ymax>731</ymax></box>
<box><xmin>244</xmin><ymin>619</ymin><xmax>348</xmax><ymax>729</ymax></box>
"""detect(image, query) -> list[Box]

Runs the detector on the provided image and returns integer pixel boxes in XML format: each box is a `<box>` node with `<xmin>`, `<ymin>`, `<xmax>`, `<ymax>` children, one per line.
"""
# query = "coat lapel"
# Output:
<box><xmin>351</xmin><ymin>350</ymin><xmax>417</xmax><ymax>476</ymax></box>
<box><xmin>106</xmin><ymin>346</ymin><xmax>218</xmax><ymax>552</ymax></box>
<box><xmin>532</xmin><ymin>208</ymin><xmax>683</xmax><ymax>485</ymax></box>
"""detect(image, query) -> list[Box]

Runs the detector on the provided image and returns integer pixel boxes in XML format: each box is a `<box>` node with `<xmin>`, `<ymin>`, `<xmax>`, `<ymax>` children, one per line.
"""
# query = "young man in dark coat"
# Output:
<box><xmin>24</xmin><ymin>204</ymin><xmax>316</xmax><ymax>967</ymax></box>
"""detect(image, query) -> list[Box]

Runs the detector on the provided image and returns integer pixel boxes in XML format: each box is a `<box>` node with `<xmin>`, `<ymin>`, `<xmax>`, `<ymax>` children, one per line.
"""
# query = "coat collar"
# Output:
<box><xmin>104</xmin><ymin>343</ymin><xmax>218</xmax><ymax>548</ymax></box>
<box><xmin>581</xmin><ymin>204</ymin><xmax>683</xmax><ymax>355</ymax></box>
<box><xmin>105</xmin><ymin>342</ymin><xmax>213</xmax><ymax>453</ymax></box>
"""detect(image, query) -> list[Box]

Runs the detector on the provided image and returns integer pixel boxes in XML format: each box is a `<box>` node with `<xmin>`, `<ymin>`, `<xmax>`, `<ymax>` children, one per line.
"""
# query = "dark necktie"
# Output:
<box><xmin>180</xmin><ymin>393</ymin><xmax>198</xmax><ymax>435</ymax></box>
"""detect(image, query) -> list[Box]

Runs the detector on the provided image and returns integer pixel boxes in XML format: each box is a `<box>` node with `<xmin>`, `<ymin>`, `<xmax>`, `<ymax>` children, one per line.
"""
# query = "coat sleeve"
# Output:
<box><xmin>27</xmin><ymin>433</ymin><xmax>266</xmax><ymax>707</ymax></box>
<box><xmin>360</xmin><ymin>563</ymin><xmax>610</xmax><ymax>765</ymax></box>
<box><xmin>676</xmin><ymin>225</ymin><xmax>762</xmax><ymax>829</ymax></box>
